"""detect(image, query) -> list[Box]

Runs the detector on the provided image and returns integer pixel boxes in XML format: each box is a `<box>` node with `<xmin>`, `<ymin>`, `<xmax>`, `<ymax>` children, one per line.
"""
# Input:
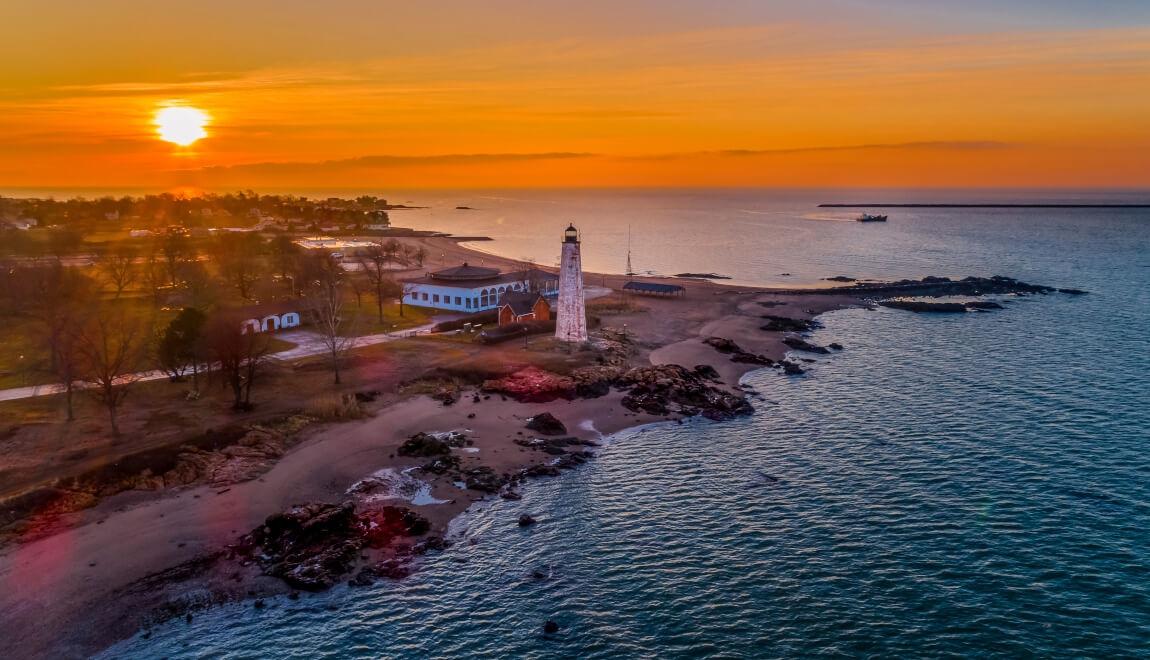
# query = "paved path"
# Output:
<box><xmin>0</xmin><ymin>288</ymin><xmax>612</xmax><ymax>403</ymax></box>
<box><xmin>0</xmin><ymin>322</ymin><xmax>439</xmax><ymax>403</ymax></box>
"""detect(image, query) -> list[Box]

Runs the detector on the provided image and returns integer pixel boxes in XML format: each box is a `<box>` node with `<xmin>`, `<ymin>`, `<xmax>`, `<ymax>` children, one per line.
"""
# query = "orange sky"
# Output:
<box><xmin>2</xmin><ymin>2</ymin><xmax>1148</xmax><ymax>190</ymax></box>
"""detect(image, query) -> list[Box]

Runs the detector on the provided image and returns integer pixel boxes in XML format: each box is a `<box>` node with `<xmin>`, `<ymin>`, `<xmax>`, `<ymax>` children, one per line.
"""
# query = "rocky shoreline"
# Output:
<box><xmin>0</xmin><ymin>264</ymin><xmax>1081</xmax><ymax>658</ymax></box>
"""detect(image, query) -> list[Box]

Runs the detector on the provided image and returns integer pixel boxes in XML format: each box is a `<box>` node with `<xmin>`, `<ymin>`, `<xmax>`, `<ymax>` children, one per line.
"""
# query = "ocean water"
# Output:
<box><xmin>105</xmin><ymin>191</ymin><xmax>1150</xmax><ymax>658</ymax></box>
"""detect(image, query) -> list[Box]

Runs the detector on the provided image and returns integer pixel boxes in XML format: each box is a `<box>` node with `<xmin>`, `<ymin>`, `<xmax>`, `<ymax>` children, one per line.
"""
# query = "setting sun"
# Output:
<box><xmin>154</xmin><ymin>106</ymin><xmax>209</xmax><ymax>146</ymax></box>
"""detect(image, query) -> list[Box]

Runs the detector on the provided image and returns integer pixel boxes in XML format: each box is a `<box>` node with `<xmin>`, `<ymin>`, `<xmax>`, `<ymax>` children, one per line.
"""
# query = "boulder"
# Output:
<box><xmin>397</xmin><ymin>433</ymin><xmax>452</xmax><ymax>457</ymax></box>
<box><xmin>761</xmin><ymin>315</ymin><xmax>820</xmax><ymax>332</ymax></box>
<box><xmin>526</xmin><ymin>412</ymin><xmax>567</xmax><ymax>436</ymax></box>
<box><xmin>693</xmin><ymin>364</ymin><xmax>721</xmax><ymax>380</ymax></box>
<box><xmin>518</xmin><ymin>514</ymin><xmax>537</xmax><ymax>527</ymax></box>
<box><xmin>703</xmin><ymin>336</ymin><xmax>742</xmax><ymax>354</ymax></box>
<box><xmin>782</xmin><ymin>337</ymin><xmax>831</xmax><ymax>354</ymax></box>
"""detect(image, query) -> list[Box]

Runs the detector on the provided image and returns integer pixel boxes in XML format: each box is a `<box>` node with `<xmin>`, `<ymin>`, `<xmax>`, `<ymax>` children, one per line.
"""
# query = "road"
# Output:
<box><xmin>0</xmin><ymin>322</ymin><xmax>438</xmax><ymax>403</ymax></box>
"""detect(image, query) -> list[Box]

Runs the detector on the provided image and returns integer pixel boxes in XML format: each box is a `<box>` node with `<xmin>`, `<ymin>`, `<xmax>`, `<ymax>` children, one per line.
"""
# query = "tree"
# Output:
<box><xmin>156</xmin><ymin>307</ymin><xmax>207</xmax><ymax>386</ymax></box>
<box><xmin>140</xmin><ymin>249</ymin><xmax>168</xmax><ymax>307</ymax></box>
<box><xmin>97</xmin><ymin>245</ymin><xmax>138</xmax><ymax>298</ymax></box>
<box><xmin>206</xmin><ymin>312</ymin><xmax>271</xmax><ymax>411</ymax></box>
<box><xmin>160</xmin><ymin>232</ymin><xmax>192</xmax><ymax>285</ymax></box>
<box><xmin>412</xmin><ymin>245</ymin><xmax>428</xmax><ymax>267</ymax></box>
<box><xmin>304</xmin><ymin>255</ymin><xmax>358</xmax><ymax>384</ymax></box>
<box><xmin>26</xmin><ymin>262</ymin><xmax>92</xmax><ymax>373</ymax></box>
<box><xmin>177</xmin><ymin>260</ymin><xmax>219</xmax><ymax>310</ymax></box>
<box><xmin>74</xmin><ymin>304</ymin><xmax>148</xmax><ymax>437</ymax></box>
<box><xmin>382</xmin><ymin>238</ymin><xmax>402</xmax><ymax>265</ymax></box>
<box><xmin>358</xmin><ymin>242</ymin><xmax>390</xmax><ymax>323</ymax></box>
<box><xmin>268</xmin><ymin>233</ymin><xmax>298</xmax><ymax>281</ymax></box>
<box><xmin>56</xmin><ymin>317</ymin><xmax>85</xmax><ymax>422</ymax></box>
<box><xmin>46</xmin><ymin>227</ymin><xmax>83</xmax><ymax>260</ymax></box>
<box><xmin>212</xmin><ymin>233</ymin><xmax>262</xmax><ymax>300</ymax></box>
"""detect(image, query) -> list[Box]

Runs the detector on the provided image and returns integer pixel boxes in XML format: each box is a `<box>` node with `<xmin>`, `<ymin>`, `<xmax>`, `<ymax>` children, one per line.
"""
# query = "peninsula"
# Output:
<box><xmin>0</xmin><ymin>226</ymin><xmax>1078</xmax><ymax>658</ymax></box>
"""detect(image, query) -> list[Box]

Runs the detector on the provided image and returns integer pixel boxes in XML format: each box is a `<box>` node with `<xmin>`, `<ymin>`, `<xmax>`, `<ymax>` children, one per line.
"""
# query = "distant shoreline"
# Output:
<box><xmin>819</xmin><ymin>203</ymin><xmax>1150</xmax><ymax>208</ymax></box>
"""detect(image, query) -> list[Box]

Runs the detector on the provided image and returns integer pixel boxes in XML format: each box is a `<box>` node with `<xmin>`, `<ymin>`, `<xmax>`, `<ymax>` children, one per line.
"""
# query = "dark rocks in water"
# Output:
<box><xmin>253</xmin><ymin>598</ymin><xmax>265</xmax><ymax>608</ymax></box>
<box><xmin>703</xmin><ymin>336</ymin><xmax>743</xmax><ymax>354</ymax></box>
<box><xmin>521</xmin><ymin>464</ymin><xmax>562</xmax><ymax>479</ymax></box>
<box><xmin>964</xmin><ymin>300</ymin><xmax>1004</xmax><ymax>310</ymax></box>
<box><xmin>229</xmin><ymin>501</ymin><xmax>429</xmax><ymax>591</ymax></box>
<box><xmin>782</xmin><ymin>336</ymin><xmax>831</xmax><ymax>354</ymax></box>
<box><xmin>1058</xmin><ymin>288</ymin><xmax>1088</xmax><ymax>295</ymax></box>
<box><xmin>780</xmin><ymin>360</ymin><xmax>806</xmax><ymax>375</ymax></box>
<box><xmin>675</xmin><ymin>272</ymin><xmax>731</xmax><ymax>280</ymax></box>
<box><xmin>773</xmin><ymin>275</ymin><xmax>1061</xmax><ymax>299</ymax></box>
<box><xmin>372</xmin><ymin>558</ymin><xmax>413</xmax><ymax>579</ymax></box>
<box><xmin>543</xmin><ymin>620</ymin><xmax>560</xmax><ymax>634</ymax></box>
<box><xmin>693</xmin><ymin>364</ymin><xmax>721</xmax><ymax>380</ymax></box>
<box><xmin>828</xmin><ymin>342</ymin><xmax>844</xmax><ymax>350</ymax></box>
<box><xmin>531</xmin><ymin>569</ymin><xmax>548</xmax><ymax>580</ymax></box>
<box><xmin>347</xmin><ymin>571</ymin><xmax>375</xmax><ymax>587</ymax></box>
<box><xmin>618</xmin><ymin>364</ymin><xmax>753</xmax><ymax>422</ymax></box>
<box><xmin>525</xmin><ymin>412</ymin><xmax>568</xmax><ymax>436</ymax></box>
<box><xmin>518</xmin><ymin>514</ymin><xmax>537</xmax><ymax>527</ymax></box>
<box><xmin>880</xmin><ymin>300</ymin><xmax>967</xmax><ymax>313</ymax></box>
<box><xmin>501</xmin><ymin>490</ymin><xmax>523</xmax><ymax>501</ymax></box>
<box><xmin>761</xmin><ymin>315</ymin><xmax>821</xmax><ymax>333</ymax></box>
<box><xmin>464</xmin><ymin>466</ymin><xmax>506</xmax><ymax>493</ymax></box>
<box><xmin>824</xmin><ymin>276</ymin><xmax>856</xmax><ymax>282</ymax></box>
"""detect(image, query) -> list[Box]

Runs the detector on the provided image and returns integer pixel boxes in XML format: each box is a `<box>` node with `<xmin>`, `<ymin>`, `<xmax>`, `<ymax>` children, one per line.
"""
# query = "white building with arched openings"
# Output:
<box><xmin>401</xmin><ymin>263</ymin><xmax>558</xmax><ymax>312</ymax></box>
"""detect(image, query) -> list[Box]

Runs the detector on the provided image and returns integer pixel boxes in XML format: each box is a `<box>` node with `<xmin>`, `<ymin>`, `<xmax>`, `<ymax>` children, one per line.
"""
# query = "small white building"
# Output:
<box><xmin>233</xmin><ymin>302</ymin><xmax>304</xmax><ymax>334</ymax></box>
<box><xmin>402</xmin><ymin>263</ymin><xmax>558</xmax><ymax>313</ymax></box>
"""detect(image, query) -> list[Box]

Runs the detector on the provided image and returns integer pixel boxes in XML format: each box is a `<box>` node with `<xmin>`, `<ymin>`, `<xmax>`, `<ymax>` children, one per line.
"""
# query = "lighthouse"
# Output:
<box><xmin>555</xmin><ymin>223</ymin><xmax>588</xmax><ymax>343</ymax></box>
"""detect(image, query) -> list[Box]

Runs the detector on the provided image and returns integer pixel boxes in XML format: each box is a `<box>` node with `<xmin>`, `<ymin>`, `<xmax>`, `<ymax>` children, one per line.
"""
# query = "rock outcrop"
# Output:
<box><xmin>229</xmin><ymin>501</ymin><xmax>432</xmax><ymax>591</ymax></box>
<box><xmin>525</xmin><ymin>412</ymin><xmax>568</xmax><ymax>436</ymax></box>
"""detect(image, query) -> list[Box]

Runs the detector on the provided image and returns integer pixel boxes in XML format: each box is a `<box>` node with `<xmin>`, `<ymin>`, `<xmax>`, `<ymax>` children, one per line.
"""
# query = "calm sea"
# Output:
<box><xmin>105</xmin><ymin>190</ymin><xmax>1150</xmax><ymax>659</ymax></box>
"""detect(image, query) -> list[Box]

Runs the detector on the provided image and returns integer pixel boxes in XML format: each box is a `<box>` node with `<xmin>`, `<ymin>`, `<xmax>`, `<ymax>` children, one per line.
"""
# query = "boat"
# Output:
<box><xmin>856</xmin><ymin>213</ymin><xmax>888</xmax><ymax>222</ymax></box>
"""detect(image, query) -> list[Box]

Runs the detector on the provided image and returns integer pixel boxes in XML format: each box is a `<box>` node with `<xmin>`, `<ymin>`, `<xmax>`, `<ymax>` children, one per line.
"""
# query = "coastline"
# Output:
<box><xmin>0</xmin><ymin>235</ymin><xmax>1059</xmax><ymax>659</ymax></box>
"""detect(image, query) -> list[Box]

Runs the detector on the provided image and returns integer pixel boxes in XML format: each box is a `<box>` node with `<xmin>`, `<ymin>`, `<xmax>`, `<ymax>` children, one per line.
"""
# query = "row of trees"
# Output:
<box><xmin>0</xmin><ymin>191</ymin><xmax>393</xmax><ymax>232</ymax></box>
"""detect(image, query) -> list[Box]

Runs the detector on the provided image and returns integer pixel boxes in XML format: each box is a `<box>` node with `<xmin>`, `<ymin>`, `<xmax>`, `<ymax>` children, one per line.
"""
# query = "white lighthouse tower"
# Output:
<box><xmin>555</xmin><ymin>223</ymin><xmax>588</xmax><ymax>343</ymax></box>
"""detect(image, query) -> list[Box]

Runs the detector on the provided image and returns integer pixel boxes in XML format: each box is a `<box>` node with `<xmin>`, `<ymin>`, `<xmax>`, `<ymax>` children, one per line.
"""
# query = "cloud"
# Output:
<box><xmin>623</xmin><ymin>141</ymin><xmax>1015</xmax><ymax>161</ymax></box>
<box><xmin>192</xmin><ymin>152</ymin><xmax>597</xmax><ymax>176</ymax></box>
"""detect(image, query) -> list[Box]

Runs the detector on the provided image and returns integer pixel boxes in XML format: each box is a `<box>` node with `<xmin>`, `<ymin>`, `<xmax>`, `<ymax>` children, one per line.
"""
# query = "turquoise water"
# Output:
<box><xmin>106</xmin><ymin>192</ymin><xmax>1150</xmax><ymax>658</ymax></box>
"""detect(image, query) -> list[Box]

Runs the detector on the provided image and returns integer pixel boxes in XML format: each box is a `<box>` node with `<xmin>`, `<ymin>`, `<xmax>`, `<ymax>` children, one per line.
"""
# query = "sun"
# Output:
<box><xmin>154</xmin><ymin>106</ymin><xmax>209</xmax><ymax>146</ymax></box>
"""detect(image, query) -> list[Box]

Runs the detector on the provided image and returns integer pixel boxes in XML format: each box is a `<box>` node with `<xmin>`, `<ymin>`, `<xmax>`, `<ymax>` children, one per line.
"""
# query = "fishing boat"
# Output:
<box><xmin>856</xmin><ymin>213</ymin><xmax>888</xmax><ymax>222</ymax></box>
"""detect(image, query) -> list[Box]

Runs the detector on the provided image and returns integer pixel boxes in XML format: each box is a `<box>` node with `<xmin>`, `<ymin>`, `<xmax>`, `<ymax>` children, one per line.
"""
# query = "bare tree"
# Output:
<box><xmin>206</xmin><ymin>312</ymin><xmax>271</xmax><ymax>410</ymax></box>
<box><xmin>306</xmin><ymin>259</ymin><xmax>358</xmax><ymax>384</ymax></box>
<box><xmin>412</xmin><ymin>245</ymin><xmax>428</xmax><ymax>267</ymax></box>
<box><xmin>212</xmin><ymin>233</ymin><xmax>262</xmax><ymax>300</ymax></box>
<box><xmin>26</xmin><ymin>262</ymin><xmax>92</xmax><ymax>373</ymax></box>
<box><xmin>140</xmin><ymin>249</ymin><xmax>168</xmax><ymax>307</ymax></box>
<box><xmin>358</xmin><ymin>242</ymin><xmax>390</xmax><ymax>323</ymax></box>
<box><xmin>74</xmin><ymin>304</ymin><xmax>148</xmax><ymax>436</ymax></box>
<box><xmin>98</xmin><ymin>245</ymin><xmax>138</xmax><ymax>298</ymax></box>
<box><xmin>160</xmin><ymin>232</ymin><xmax>192</xmax><ymax>286</ymax></box>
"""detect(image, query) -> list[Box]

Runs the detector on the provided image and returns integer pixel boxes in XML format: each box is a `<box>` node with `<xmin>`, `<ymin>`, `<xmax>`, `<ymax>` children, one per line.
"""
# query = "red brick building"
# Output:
<box><xmin>497</xmin><ymin>291</ymin><xmax>551</xmax><ymax>327</ymax></box>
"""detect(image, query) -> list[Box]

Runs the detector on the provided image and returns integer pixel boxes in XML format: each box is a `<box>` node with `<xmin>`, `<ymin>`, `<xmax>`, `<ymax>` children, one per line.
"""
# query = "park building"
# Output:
<box><xmin>402</xmin><ymin>263</ymin><xmax>558</xmax><ymax>313</ymax></box>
